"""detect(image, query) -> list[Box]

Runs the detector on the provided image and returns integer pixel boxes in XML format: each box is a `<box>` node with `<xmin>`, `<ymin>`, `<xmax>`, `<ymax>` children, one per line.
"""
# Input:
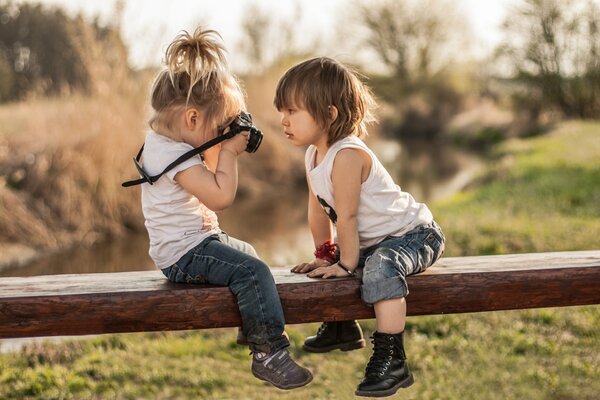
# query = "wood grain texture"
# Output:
<box><xmin>1</xmin><ymin>251</ymin><xmax>599</xmax><ymax>338</ymax></box>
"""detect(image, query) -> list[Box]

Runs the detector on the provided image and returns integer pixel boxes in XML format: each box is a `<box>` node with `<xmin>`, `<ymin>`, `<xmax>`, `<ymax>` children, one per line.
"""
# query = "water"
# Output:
<box><xmin>2</xmin><ymin>139</ymin><xmax>481</xmax><ymax>277</ymax></box>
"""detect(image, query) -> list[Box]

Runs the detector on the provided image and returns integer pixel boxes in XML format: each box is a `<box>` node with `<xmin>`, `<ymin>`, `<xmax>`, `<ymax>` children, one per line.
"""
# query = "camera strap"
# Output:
<box><xmin>121</xmin><ymin>130</ymin><xmax>237</xmax><ymax>188</ymax></box>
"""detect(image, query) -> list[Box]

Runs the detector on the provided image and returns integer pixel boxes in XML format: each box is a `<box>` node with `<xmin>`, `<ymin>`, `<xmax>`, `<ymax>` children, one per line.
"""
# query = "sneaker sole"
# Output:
<box><xmin>354</xmin><ymin>373</ymin><xmax>414</xmax><ymax>397</ymax></box>
<box><xmin>302</xmin><ymin>339</ymin><xmax>366</xmax><ymax>353</ymax></box>
<box><xmin>252</xmin><ymin>370</ymin><xmax>313</xmax><ymax>390</ymax></box>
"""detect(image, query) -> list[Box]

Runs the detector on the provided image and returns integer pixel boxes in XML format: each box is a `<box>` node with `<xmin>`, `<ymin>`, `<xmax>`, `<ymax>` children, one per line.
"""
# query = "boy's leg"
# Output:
<box><xmin>374</xmin><ymin>297</ymin><xmax>406</xmax><ymax>333</ymax></box>
<box><xmin>356</xmin><ymin>221</ymin><xmax>444</xmax><ymax>397</ymax></box>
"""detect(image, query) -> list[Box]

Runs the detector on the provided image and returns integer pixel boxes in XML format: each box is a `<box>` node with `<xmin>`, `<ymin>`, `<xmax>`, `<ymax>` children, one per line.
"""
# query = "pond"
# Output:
<box><xmin>1</xmin><ymin>138</ymin><xmax>481</xmax><ymax>277</ymax></box>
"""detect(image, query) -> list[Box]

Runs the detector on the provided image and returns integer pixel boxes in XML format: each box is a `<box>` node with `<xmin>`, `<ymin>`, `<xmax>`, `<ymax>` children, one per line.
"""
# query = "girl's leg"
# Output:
<box><xmin>164</xmin><ymin>234</ymin><xmax>312</xmax><ymax>389</ymax></box>
<box><xmin>165</xmin><ymin>235</ymin><xmax>287</xmax><ymax>353</ymax></box>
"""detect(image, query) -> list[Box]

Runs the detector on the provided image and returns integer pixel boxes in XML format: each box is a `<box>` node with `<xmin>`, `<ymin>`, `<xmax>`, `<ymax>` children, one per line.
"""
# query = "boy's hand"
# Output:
<box><xmin>307</xmin><ymin>263</ymin><xmax>352</xmax><ymax>279</ymax></box>
<box><xmin>221</xmin><ymin>131</ymin><xmax>249</xmax><ymax>156</ymax></box>
<box><xmin>291</xmin><ymin>258</ymin><xmax>331</xmax><ymax>273</ymax></box>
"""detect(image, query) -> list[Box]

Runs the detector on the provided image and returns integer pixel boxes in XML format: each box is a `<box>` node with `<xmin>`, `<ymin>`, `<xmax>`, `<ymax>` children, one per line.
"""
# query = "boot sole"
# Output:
<box><xmin>302</xmin><ymin>338</ymin><xmax>366</xmax><ymax>353</ymax></box>
<box><xmin>354</xmin><ymin>373</ymin><xmax>414</xmax><ymax>397</ymax></box>
<box><xmin>252</xmin><ymin>369</ymin><xmax>313</xmax><ymax>390</ymax></box>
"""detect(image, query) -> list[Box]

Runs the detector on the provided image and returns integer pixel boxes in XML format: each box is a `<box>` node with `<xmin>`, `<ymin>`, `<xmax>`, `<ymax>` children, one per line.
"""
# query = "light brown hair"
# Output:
<box><xmin>274</xmin><ymin>57</ymin><xmax>377</xmax><ymax>145</ymax></box>
<box><xmin>149</xmin><ymin>28</ymin><xmax>245</xmax><ymax>133</ymax></box>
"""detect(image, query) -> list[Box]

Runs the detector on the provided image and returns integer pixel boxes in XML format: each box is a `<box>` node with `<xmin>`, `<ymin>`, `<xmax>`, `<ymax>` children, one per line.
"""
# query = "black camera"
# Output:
<box><xmin>222</xmin><ymin>111</ymin><xmax>263</xmax><ymax>153</ymax></box>
<box><xmin>123</xmin><ymin>111</ymin><xmax>263</xmax><ymax>187</ymax></box>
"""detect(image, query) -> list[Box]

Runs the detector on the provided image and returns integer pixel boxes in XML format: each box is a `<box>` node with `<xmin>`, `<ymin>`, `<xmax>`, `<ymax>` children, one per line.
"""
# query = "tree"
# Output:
<box><xmin>0</xmin><ymin>1</ymin><xmax>129</xmax><ymax>102</ymax></box>
<box><xmin>496</xmin><ymin>0</ymin><xmax>600</xmax><ymax>119</ymax></box>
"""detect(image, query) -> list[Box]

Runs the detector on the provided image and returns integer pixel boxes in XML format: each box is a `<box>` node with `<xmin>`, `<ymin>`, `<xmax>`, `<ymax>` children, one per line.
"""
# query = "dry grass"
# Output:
<box><xmin>0</xmin><ymin>70</ymin><xmax>305</xmax><ymax>265</ymax></box>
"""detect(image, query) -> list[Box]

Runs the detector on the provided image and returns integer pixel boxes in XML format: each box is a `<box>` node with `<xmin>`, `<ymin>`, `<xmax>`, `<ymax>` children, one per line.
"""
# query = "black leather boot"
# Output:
<box><xmin>303</xmin><ymin>320</ymin><xmax>365</xmax><ymax>353</ymax></box>
<box><xmin>355</xmin><ymin>331</ymin><xmax>414</xmax><ymax>397</ymax></box>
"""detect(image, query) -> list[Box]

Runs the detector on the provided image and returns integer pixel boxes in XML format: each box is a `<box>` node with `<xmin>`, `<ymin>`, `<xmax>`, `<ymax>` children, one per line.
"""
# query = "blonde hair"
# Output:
<box><xmin>274</xmin><ymin>57</ymin><xmax>377</xmax><ymax>145</ymax></box>
<box><xmin>149</xmin><ymin>28</ymin><xmax>245</xmax><ymax>133</ymax></box>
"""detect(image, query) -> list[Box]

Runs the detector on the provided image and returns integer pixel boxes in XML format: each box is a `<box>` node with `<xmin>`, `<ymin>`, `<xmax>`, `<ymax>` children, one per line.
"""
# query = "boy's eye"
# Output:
<box><xmin>288</xmin><ymin>108</ymin><xmax>295</xmax><ymax>114</ymax></box>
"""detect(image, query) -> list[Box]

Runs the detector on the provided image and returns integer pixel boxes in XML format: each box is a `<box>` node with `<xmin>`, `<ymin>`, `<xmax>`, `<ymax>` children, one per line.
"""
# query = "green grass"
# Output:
<box><xmin>435</xmin><ymin>120</ymin><xmax>600</xmax><ymax>256</ymax></box>
<box><xmin>1</xmin><ymin>120</ymin><xmax>599</xmax><ymax>399</ymax></box>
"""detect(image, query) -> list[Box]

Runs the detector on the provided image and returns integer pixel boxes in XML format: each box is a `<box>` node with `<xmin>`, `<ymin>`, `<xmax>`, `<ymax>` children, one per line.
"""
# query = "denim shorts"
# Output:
<box><xmin>359</xmin><ymin>221</ymin><xmax>445</xmax><ymax>304</ymax></box>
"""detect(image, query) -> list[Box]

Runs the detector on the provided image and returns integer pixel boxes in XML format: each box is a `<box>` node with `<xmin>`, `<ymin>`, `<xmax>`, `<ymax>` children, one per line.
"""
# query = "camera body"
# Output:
<box><xmin>224</xmin><ymin>111</ymin><xmax>263</xmax><ymax>153</ymax></box>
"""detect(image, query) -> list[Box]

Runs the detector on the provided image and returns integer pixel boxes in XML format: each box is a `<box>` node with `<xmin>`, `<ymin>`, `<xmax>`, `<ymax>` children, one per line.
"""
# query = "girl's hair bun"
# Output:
<box><xmin>165</xmin><ymin>28</ymin><xmax>228</xmax><ymax>99</ymax></box>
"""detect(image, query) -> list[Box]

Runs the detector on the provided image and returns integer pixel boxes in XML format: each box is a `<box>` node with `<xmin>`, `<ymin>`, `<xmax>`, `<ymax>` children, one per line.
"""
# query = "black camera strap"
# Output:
<box><xmin>121</xmin><ymin>130</ymin><xmax>237</xmax><ymax>187</ymax></box>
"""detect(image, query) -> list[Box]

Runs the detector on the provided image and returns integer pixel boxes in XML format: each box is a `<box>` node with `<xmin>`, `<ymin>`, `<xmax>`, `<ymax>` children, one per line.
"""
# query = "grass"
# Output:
<box><xmin>1</xmin><ymin>121</ymin><xmax>599</xmax><ymax>398</ymax></box>
<box><xmin>435</xmin><ymin>120</ymin><xmax>600</xmax><ymax>256</ymax></box>
<box><xmin>0</xmin><ymin>309</ymin><xmax>598</xmax><ymax>399</ymax></box>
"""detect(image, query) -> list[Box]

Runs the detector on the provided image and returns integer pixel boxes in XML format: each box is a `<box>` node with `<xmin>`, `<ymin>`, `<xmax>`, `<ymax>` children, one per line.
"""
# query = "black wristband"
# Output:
<box><xmin>337</xmin><ymin>260</ymin><xmax>356</xmax><ymax>276</ymax></box>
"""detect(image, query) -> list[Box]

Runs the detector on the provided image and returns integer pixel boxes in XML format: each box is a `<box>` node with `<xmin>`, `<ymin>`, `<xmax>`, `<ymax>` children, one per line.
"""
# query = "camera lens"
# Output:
<box><xmin>245</xmin><ymin>129</ymin><xmax>263</xmax><ymax>153</ymax></box>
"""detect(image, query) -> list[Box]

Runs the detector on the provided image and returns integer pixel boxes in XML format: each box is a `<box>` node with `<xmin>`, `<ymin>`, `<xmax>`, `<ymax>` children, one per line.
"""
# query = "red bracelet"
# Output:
<box><xmin>314</xmin><ymin>240</ymin><xmax>337</xmax><ymax>264</ymax></box>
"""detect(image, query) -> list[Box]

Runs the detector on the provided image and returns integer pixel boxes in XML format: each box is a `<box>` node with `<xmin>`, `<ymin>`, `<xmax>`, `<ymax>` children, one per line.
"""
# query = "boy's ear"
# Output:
<box><xmin>328</xmin><ymin>105</ymin><xmax>338</xmax><ymax>123</ymax></box>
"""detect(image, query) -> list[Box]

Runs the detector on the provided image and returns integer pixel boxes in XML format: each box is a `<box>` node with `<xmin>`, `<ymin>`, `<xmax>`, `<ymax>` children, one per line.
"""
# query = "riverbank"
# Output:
<box><xmin>1</xmin><ymin>120</ymin><xmax>598</xmax><ymax>399</ymax></box>
<box><xmin>0</xmin><ymin>90</ymin><xmax>305</xmax><ymax>273</ymax></box>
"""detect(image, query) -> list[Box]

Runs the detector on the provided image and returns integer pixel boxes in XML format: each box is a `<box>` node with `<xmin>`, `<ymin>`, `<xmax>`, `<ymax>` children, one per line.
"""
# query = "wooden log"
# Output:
<box><xmin>0</xmin><ymin>250</ymin><xmax>599</xmax><ymax>339</ymax></box>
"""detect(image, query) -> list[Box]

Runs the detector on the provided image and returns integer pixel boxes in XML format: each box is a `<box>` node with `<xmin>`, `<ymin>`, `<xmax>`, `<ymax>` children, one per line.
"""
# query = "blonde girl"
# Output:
<box><xmin>137</xmin><ymin>28</ymin><xmax>312</xmax><ymax>390</ymax></box>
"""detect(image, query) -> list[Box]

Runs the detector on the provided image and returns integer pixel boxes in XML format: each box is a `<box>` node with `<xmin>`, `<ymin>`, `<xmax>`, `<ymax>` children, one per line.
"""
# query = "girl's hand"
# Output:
<box><xmin>307</xmin><ymin>263</ymin><xmax>352</xmax><ymax>279</ymax></box>
<box><xmin>291</xmin><ymin>258</ymin><xmax>331</xmax><ymax>273</ymax></box>
<box><xmin>221</xmin><ymin>131</ymin><xmax>249</xmax><ymax>156</ymax></box>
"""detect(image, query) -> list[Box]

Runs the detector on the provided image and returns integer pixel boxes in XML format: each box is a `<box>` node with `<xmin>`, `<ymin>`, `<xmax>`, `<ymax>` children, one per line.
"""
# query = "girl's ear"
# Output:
<box><xmin>328</xmin><ymin>105</ymin><xmax>338</xmax><ymax>123</ymax></box>
<box><xmin>184</xmin><ymin>108</ymin><xmax>199</xmax><ymax>130</ymax></box>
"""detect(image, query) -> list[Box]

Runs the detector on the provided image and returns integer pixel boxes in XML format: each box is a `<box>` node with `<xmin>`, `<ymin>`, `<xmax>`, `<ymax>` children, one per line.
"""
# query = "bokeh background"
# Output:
<box><xmin>0</xmin><ymin>1</ymin><xmax>598</xmax><ymax>399</ymax></box>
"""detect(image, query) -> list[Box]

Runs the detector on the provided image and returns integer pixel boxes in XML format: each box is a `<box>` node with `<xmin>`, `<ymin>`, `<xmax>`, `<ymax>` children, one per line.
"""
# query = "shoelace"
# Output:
<box><xmin>316</xmin><ymin>322</ymin><xmax>329</xmax><ymax>336</ymax></box>
<box><xmin>364</xmin><ymin>335</ymin><xmax>394</xmax><ymax>377</ymax></box>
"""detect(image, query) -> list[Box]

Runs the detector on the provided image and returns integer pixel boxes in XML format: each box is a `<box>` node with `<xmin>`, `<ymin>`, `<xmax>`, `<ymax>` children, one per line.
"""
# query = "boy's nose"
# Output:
<box><xmin>280</xmin><ymin>114</ymin><xmax>289</xmax><ymax>126</ymax></box>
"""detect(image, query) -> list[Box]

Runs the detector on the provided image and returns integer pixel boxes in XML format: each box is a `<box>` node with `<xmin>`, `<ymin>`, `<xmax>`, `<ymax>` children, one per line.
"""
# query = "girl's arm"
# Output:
<box><xmin>201</xmin><ymin>143</ymin><xmax>221</xmax><ymax>172</ymax></box>
<box><xmin>174</xmin><ymin>132</ymin><xmax>248</xmax><ymax>211</ymax></box>
<box><xmin>308</xmin><ymin>148</ymin><xmax>369</xmax><ymax>279</ymax></box>
<box><xmin>291</xmin><ymin>181</ymin><xmax>334</xmax><ymax>273</ymax></box>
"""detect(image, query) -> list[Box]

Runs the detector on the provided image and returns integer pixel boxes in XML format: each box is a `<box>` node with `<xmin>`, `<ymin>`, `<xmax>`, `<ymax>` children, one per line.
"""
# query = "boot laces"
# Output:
<box><xmin>365</xmin><ymin>335</ymin><xmax>394</xmax><ymax>377</ymax></box>
<box><xmin>316</xmin><ymin>322</ymin><xmax>329</xmax><ymax>336</ymax></box>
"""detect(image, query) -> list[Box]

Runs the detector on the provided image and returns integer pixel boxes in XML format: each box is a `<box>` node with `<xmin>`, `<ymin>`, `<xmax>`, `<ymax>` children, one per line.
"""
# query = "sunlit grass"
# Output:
<box><xmin>0</xmin><ymin>307</ymin><xmax>598</xmax><ymax>399</ymax></box>
<box><xmin>435</xmin><ymin>120</ymin><xmax>600</xmax><ymax>256</ymax></box>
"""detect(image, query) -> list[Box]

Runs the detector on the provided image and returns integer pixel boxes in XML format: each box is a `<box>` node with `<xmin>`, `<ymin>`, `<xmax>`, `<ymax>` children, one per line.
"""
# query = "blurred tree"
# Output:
<box><xmin>356</xmin><ymin>0</ymin><xmax>467</xmax><ymax>89</ymax></box>
<box><xmin>237</xmin><ymin>0</ymin><xmax>316</xmax><ymax>75</ymax></box>
<box><xmin>353</xmin><ymin>0</ymin><xmax>472</xmax><ymax>140</ymax></box>
<box><xmin>496</xmin><ymin>0</ymin><xmax>600</xmax><ymax>120</ymax></box>
<box><xmin>0</xmin><ymin>0</ymin><xmax>129</xmax><ymax>102</ymax></box>
<box><xmin>238</xmin><ymin>2</ymin><xmax>271</xmax><ymax>73</ymax></box>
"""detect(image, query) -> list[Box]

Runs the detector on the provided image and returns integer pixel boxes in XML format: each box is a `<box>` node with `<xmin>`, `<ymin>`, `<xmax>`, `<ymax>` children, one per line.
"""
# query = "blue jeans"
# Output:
<box><xmin>161</xmin><ymin>232</ymin><xmax>289</xmax><ymax>353</ymax></box>
<box><xmin>358</xmin><ymin>221</ymin><xmax>445</xmax><ymax>304</ymax></box>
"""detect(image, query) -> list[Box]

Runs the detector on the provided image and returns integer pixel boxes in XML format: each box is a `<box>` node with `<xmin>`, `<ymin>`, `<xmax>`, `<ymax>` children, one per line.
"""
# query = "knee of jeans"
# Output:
<box><xmin>240</xmin><ymin>258</ymin><xmax>272</xmax><ymax>281</ymax></box>
<box><xmin>362</xmin><ymin>247</ymin><xmax>398</xmax><ymax>285</ymax></box>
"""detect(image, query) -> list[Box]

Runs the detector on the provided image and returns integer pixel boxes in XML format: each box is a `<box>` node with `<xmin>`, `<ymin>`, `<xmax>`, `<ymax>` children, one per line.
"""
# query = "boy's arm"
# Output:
<box><xmin>308</xmin><ymin>182</ymin><xmax>334</xmax><ymax>246</ymax></box>
<box><xmin>308</xmin><ymin>148</ymin><xmax>364</xmax><ymax>279</ymax></box>
<box><xmin>291</xmin><ymin>175</ymin><xmax>334</xmax><ymax>273</ymax></box>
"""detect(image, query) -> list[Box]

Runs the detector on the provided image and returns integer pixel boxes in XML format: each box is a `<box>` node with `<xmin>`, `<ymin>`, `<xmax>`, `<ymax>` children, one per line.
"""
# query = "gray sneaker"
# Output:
<box><xmin>251</xmin><ymin>349</ymin><xmax>313</xmax><ymax>390</ymax></box>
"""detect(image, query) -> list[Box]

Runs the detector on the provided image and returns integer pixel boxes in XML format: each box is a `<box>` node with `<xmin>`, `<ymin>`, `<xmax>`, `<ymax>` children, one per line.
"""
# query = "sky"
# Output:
<box><xmin>28</xmin><ymin>0</ymin><xmax>516</xmax><ymax>70</ymax></box>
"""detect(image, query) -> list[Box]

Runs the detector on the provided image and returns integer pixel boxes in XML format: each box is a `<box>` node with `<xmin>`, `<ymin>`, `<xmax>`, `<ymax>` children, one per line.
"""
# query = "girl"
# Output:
<box><xmin>138</xmin><ymin>28</ymin><xmax>312</xmax><ymax>390</ymax></box>
<box><xmin>274</xmin><ymin>57</ymin><xmax>445</xmax><ymax>397</ymax></box>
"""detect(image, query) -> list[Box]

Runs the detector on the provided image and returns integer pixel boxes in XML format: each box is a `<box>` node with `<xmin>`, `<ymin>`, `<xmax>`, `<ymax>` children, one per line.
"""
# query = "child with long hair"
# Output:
<box><xmin>274</xmin><ymin>57</ymin><xmax>445</xmax><ymax>397</ymax></box>
<box><xmin>137</xmin><ymin>28</ymin><xmax>312</xmax><ymax>390</ymax></box>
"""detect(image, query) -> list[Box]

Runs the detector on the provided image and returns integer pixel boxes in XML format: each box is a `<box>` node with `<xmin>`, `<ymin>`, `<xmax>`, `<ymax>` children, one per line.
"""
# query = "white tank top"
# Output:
<box><xmin>305</xmin><ymin>135</ymin><xmax>433</xmax><ymax>249</ymax></box>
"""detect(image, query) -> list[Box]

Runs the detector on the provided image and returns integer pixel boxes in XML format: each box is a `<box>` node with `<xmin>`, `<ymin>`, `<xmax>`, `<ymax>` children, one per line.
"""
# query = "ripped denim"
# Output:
<box><xmin>359</xmin><ymin>221</ymin><xmax>445</xmax><ymax>304</ymax></box>
<box><xmin>161</xmin><ymin>232</ymin><xmax>289</xmax><ymax>354</ymax></box>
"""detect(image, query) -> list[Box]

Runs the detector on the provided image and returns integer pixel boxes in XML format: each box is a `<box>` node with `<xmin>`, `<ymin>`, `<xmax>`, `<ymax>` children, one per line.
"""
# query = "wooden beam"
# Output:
<box><xmin>0</xmin><ymin>251</ymin><xmax>599</xmax><ymax>339</ymax></box>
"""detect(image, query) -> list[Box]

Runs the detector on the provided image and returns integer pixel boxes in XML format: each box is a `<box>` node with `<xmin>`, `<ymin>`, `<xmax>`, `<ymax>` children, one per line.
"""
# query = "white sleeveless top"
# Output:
<box><xmin>305</xmin><ymin>135</ymin><xmax>433</xmax><ymax>249</ymax></box>
<box><xmin>141</xmin><ymin>131</ymin><xmax>220</xmax><ymax>269</ymax></box>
